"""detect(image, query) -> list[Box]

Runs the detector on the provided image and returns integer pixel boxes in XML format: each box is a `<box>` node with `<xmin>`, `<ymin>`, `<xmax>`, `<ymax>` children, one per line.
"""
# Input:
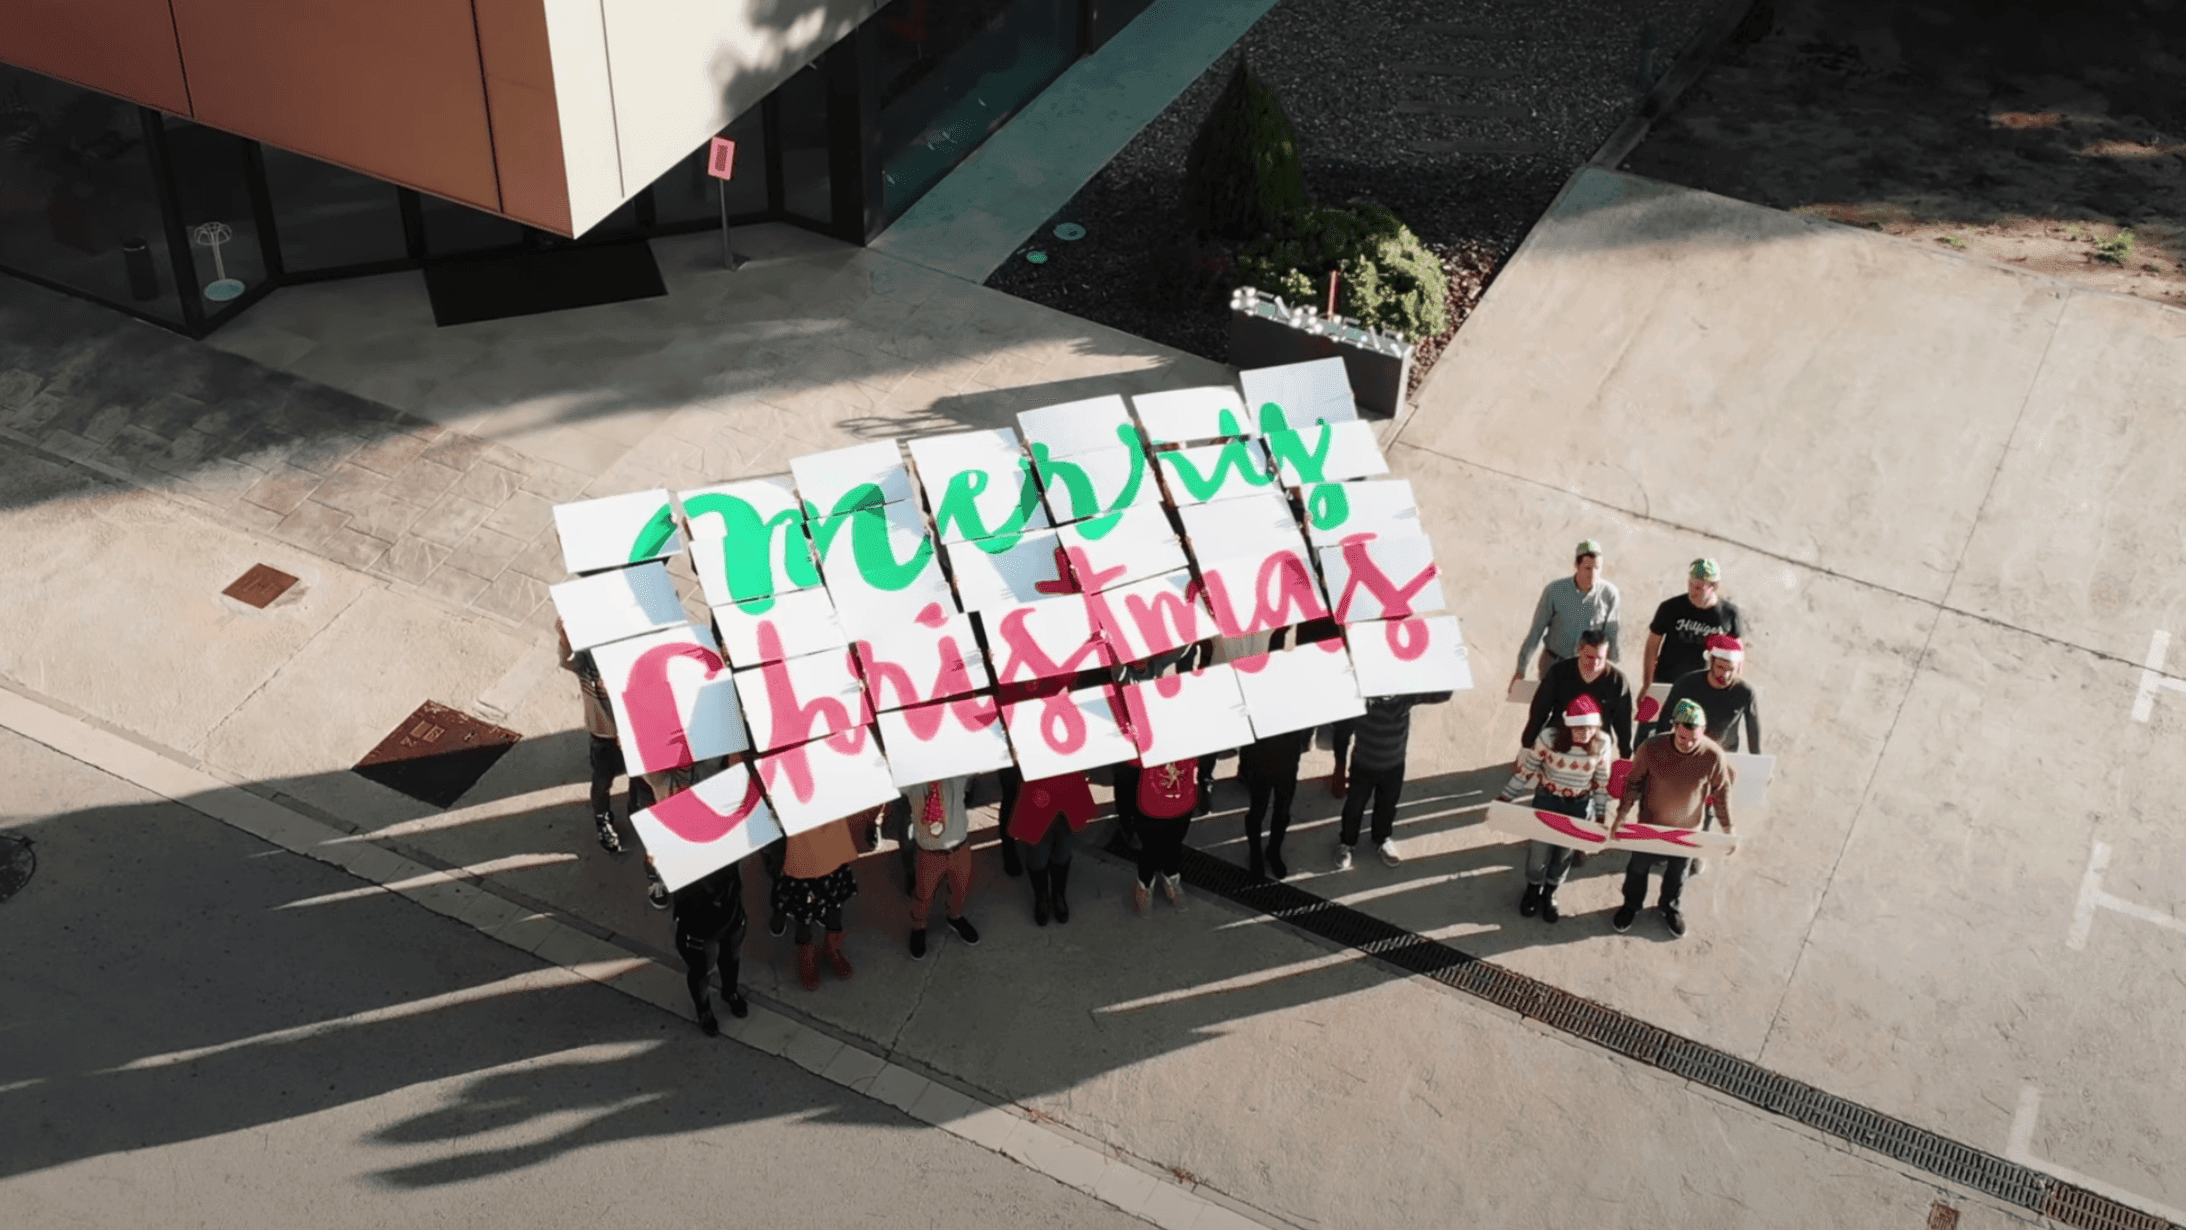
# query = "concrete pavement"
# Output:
<box><xmin>3</xmin><ymin>161</ymin><xmax>2183</xmax><ymax>1227</ymax></box>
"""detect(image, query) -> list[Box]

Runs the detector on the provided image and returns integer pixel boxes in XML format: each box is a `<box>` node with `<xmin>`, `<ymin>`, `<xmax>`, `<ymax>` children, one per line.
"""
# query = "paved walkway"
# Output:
<box><xmin>7</xmin><ymin>163</ymin><xmax>2183</xmax><ymax>1228</ymax></box>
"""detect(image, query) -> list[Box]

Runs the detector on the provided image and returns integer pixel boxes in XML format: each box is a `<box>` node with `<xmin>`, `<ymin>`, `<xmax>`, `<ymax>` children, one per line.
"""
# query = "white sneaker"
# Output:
<box><xmin>1161</xmin><ymin>873</ymin><xmax>1186</xmax><ymax>911</ymax></box>
<box><xmin>1378</xmin><ymin>838</ymin><xmax>1403</xmax><ymax>867</ymax></box>
<box><xmin>1332</xmin><ymin>843</ymin><xmax>1354</xmax><ymax>872</ymax></box>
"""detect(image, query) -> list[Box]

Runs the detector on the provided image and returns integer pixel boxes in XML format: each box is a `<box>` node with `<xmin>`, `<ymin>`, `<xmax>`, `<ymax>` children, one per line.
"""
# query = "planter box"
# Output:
<box><xmin>1228</xmin><ymin>296</ymin><xmax>1411</xmax><ymax>418</ymax></box>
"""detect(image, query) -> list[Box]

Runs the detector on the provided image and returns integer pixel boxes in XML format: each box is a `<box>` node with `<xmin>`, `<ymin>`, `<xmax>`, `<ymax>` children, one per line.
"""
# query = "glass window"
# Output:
<box><xmin>420</xmin><ymin>193</ymin><xmax>526</xmax><ymax>257</ymax></box>
<box><xmin>872</xmin><ymin>0</ymin><xmax>1078</xmax><ymax>223</ymax></box>
<box><xmin>0</xmin><ymin>64</ymin><xmax>185</xmax><ymax>324</ymax></box>
<box><xmin>647</xmin><ymin>104</ymin><xmax>770</xmax><ymax>226</ymax></box>
<box><xmin>261</xmin><ymin>144</ymin><xmax>405</xmax><ymax>273</ymax></box>
<box><xmin>776</xmin><ymin>64</ymin><xmax>833</xmax><ymax>226</ymax></box>
<box><xmin>1087</xmin><ymin>0</ymin><xmax>1159</xmax><ymax>50</ymax></box>
<box><xmin>161</xmin><ymin>116</ymin><xmax>266</xmax><ymax>307</ymax></box>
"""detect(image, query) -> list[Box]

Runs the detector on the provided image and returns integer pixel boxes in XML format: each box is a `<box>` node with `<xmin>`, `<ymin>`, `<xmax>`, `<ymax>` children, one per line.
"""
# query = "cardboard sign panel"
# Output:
<box><xmin>680</xmin><ymin>476</ymin><xmax>801</xmax><ymax>536</ymax></box>
<box><xmin>733</xmin><ymin>646</ymin><xmax>870</xmax><ymax>753</ymax></box>
<box><xmin>1016</xmin><ymin>394</ymin><xmax>1137</xmax><ymax>460</ymax></box>
<box><xmin>1266</xmin><ymin>419</ymin><xmax>1389</xmax><ymax>487</ymax></box>
<box><xmin>710</xmin><ymin>587</ymin><xmax>847</xmax><ymax>668</ymax></box>
<box><xmin>1507</xmin><ymin>678</ymin><xmax>1539</xmax><ymax>705</ymax></box>
<box><xmin>909</xmin><ymin>429</ymin><xmax>1051</xmax><ymax>544</ymax></box>
<box><xmin>811</xmin><ymin>497</ymin><xmax>957</xmax><ymax>636</ymax></box>
<box><xmin>1003</xmin><ymin>682</ymin><xmax>1138</xmax><ymax>779</ymax></box>
<box><xmin>1239</xmin><ymin>357</ymin><xmax>1359</xmax><ymax>433</ymax></box>
<box><xmin>591</xmin><ymin>624</ymin><xmax>750</xmax><ymax>774</ymax></box>
<box><xmin>1177</xmin><ymin>489</ymin><xmax>1309</xmax><ymax>564</ymax></box>
<box><xmin>1722</xmin><ymin>752</ymin><xmax>1774</xmax><ymax>811</ymax></box>
<box><xmin>1300</xmin><ymin>478</ymin><xmax>1421</xmax><ymax>547</ymax></box>
<box><xmin>1034</xmin><ymin>444</ymin><xmax>1157</xmax><ymax>528</ymax></box>
<box><xmin>853</xmin><ymin>610</ymin><xmax>991</xmax><ymax>712</ymax></box>
<box><xmin>632</xmin><ymin>762</ymin><xmax>784</xmax><ymax>892</ymax></box>
<box><xmin>1131</xmin><ymin>385</ymin><xmax>1253</xmax><ymax>444</ymax></box>
<box><xmin>946</xmin><ymin>529</ymin><xmax>1073</xmax><ymax>610</ymax></box>
<box><xmin>1483</xmin><ymin>800</ymin><xmax>1739</xmax><ymax>855</ymax></box>
<box><xmin>790</xmin><ymin>439</ymin><xmax>913</xmax><ymax>511</ymax></box>
<box><xmin>1318</xmin><ymin>529</ymin><xmax>1446</xmax><ymax>622</ymax></box>
<box><xmin>876</xmin><ymin>696</ymin><xmax>1013</xmax><ymax>786</ymax></box>
<box><xmin>1057</xmin><ymin>500</ymin><xmax>1189</xmax><ymax>593</ymax></box>
<box><xmin>1634</xmin><ymin>682</ymin><xmax>1674</xmax><ymax>724</ymax></box>
<box><xmin>1156</xmin><ymin>439</ymin><xmax>1277</xmax><ymax>507</ymax></box>
<box><xmin>550</xmin><ymin>560</ymin><xmax>687</xmax><ymax>651</ymax></box>
<box><xmin>979</xmin><ymin>595</ymin><xmax>1113</xmax><ymax>685</ymax></box>
<box><xmin>757</xmin><ymin>726</ymin><xmax>897</xmax><ymax>836</ymax></box>
<box><xmin>1232</xmin><ymin>639</ymin><xmax>1366</xmax><ymax>737</ymax></box>
<box><xmin>1086</xmin><ymin>568</ymin><xmax>1213</xmax><ymax>664</ymax></box>
<box><xmin>555</xmin><ymin>488</ymin><xmax>682</xmax><ymax>574</ymax></box>
<box><xmin>1346</xmin><ymin>615</ymin><xmax>1474</xmax><ymax>696</ymax></box>
<box><xmin>1120</xmin><ymin>664</ymin><xmax>1255</xmax><ymax>765</ymax></box>
<box><xmin>688</xmin><ymin>521</ymin><xmax>819</xmax><ymax>609</ymax></box>
<box><xmin>1195</xmin><ymin>546</ymin><xmax>1330</xmax><ymax>640</ymax></box>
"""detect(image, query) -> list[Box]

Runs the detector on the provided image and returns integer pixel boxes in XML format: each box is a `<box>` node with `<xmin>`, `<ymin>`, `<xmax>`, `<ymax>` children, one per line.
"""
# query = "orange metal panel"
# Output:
<box><xmin>168</xmin><ymin>0</ymin><xmax>502</xmax><ymax>212</ymax></box>
<box><xmin>474</xmin><ymin>0</ymin><xmax>571</xmax><ymax>235</ymax></box>
<box><xmin>0</xmin><ymin>0</ymin><xmax>193</xmax><ymax>114</ymax></box>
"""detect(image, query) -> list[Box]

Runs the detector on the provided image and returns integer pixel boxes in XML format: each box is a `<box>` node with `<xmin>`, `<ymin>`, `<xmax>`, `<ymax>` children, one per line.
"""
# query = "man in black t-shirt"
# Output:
<box><xmin>1662</xmin><ymin>634</ymin><xmax>1761</xmax><ymax>754</ymax></box>
<box><xmin>1640</xmin><ymin>558</ymin><xmax>1742</xmax><ymax>733</ymax></box>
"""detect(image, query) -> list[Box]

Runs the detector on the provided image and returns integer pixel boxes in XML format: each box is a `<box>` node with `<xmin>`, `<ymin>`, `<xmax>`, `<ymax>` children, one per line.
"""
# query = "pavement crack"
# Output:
<box><xmin>886</xmin><ymin>946</ymin><xmax>942</xmax><ymax>1057</ymax></box>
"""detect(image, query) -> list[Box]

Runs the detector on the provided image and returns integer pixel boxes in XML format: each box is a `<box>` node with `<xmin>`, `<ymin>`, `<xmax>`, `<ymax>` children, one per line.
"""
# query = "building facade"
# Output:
<box><xmin>0</xmin><ymin>0</ymin><xmax>1156</xmax><ymax>335</ymax></box>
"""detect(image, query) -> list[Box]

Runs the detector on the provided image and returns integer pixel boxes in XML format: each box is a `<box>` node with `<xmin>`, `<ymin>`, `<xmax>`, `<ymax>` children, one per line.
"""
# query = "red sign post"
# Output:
<box><xmin>707</xmin><ymin>137</ymin><xmax>744</xmax><ymax>271</ymax></box>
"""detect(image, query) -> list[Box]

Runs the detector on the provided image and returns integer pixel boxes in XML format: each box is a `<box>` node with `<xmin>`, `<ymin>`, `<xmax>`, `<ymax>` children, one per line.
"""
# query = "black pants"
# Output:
<box><xmin>1622</xmin><ymin>853</ymin><xmax>1689</xmax><ymax>910</ymax></box>
<box><xmin>1110</xmin><ymin>761</ymin><xmax>1142</xmax><ymax>842</ymax></box>
<box><xmin>792</xmin><ymin>907</ymin><xmax>844</xmax><ymax>944</ymax></box>
<box><xmin>589</xmin><ymin>735</ymin><xmax>654</xmax><ymax>817</ymax></box>
<box><xmin>1135</xmin><ymin>813</ymin><xmax>1190</xmax><ymax>885</ymax></box>
<box><xmin>1337</xmin><ymin>763</ymin><xmax>1405</xmax><ymax>846</ymax></box>
<box><xmin>876</xmin><ymin>794</ymin><xmax>916</xmax><ymax>885</ymax></box>
<box><xmin>1330</xmin><ymin>720</ymin><xmax>1356</xmax><ymax>775</ymax></box>
<box><xmin>1244</xmin><ymin>775</ymin><xmax>1297</xmax><ymax>858</ymax></box>
<box><xmin>676</xmin><ymin>909</ymin><xmax>747</xmax><ymax>1005</ymax></box>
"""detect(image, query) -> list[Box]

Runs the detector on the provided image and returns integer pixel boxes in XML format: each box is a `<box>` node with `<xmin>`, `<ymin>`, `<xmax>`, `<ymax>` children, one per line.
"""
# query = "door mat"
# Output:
<box><xmin>354</xmin><ymin>701</ymin><xmax>521</xmax><ymax>808</ymax></box>
<box><xmin>423</xmin><ymin>240</ymin><xmax>666</xmax><ymax>326</ymax></box>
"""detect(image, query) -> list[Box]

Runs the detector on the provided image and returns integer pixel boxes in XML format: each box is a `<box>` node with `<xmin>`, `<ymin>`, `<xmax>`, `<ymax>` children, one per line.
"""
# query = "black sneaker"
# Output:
<box><xmin>1661</xmin><ymin>905</ymin><xmax>1687</xmax><ymax>938</ymax></box>
<box><xmin>726</xmin><ymin>990</ymin><xmax>749</xmax><ymax>1019</ymax></box>
<box><xmin>1519</xmin><ymin>884</ymin><xmax>1543</xmax><ymax>917</ymax></box>
<box><xmin>696</xmin><ymin>1003</ymin><xmax>720</xmax><ymax>1037</ymax></box>
<box><xmin>1266</xmin><ymin>848</ymin><xmax>1288</xmax><ymax>881</ymax></box>
<box><xmin>1612</xmin><ymin>906</ymin><xmax>1637</xmax><ymax>933</ymax></box>
<box><xmin>908</xmin><ymin>928</ymin><xmax>928</xmax><ymax>960</ymax></box>
<box><xmin>647</xmin><ymin>875</ymin><xmax>669</xmax><ymax>911</ymax></box>
<box><xmin>1540</xmin><ymin>891</ymin><xmax>1561</xmax><ymax>924</ymax></box>
<box><xmin>946</xmin><ymin>916</ymin><xmax>980</xmax><ymax>946</ymax></box>
<box><xmin>594</xmin><ymin>813</ymin><xmax>624</xmax><ymax>855</ymax></box>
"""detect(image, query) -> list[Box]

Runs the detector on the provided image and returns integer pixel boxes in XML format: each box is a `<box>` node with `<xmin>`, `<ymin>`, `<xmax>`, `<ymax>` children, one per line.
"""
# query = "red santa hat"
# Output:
<box><xmin>1562</xmin><ymin>694</ymin><xmax>1603</xmax><ymax>727</ymax></box>
<box><xmin>1707</xmin><ymin>634</ymin><xmax>1745</xmax><ymax>663</ymax></box>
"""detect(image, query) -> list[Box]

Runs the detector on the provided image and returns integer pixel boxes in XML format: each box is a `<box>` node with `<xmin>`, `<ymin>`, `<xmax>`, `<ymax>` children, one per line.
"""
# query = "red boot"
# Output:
<box><xmin>796</xmin><ymin>942</ymin><xmax>820</xmax><ymax>991</ymax></box>
<box><xmin>823</xmin><ymin>929</ymin><xmax>854</xmax><ymax>979</ymax></box>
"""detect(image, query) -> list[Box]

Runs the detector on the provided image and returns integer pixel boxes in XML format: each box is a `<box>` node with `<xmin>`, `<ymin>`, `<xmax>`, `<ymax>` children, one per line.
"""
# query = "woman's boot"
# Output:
<box><xmin>823</xmin><ymin>929</ymin><xmax>854</xmax><ymax>979</ymax></box>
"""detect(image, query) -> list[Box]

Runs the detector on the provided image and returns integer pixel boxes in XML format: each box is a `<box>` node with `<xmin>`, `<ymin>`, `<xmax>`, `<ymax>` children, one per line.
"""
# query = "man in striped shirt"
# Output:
<box><xmin>1332</xmin><ymin>688</ymin><xmax>1454</xmax><ymax>871</ymax></box>
<box><xmin>1511</xmin><ymin>539</ymin><xmax>1622</xmax><ymax>686</ymax></box>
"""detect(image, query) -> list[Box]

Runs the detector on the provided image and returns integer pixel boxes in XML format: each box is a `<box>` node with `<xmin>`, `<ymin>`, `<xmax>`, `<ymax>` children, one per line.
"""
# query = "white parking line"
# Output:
<box><xmin>2007</xmin><ymin>1086</ymin><xmax>2186</xmax><ymax>1223</ymax></box>
<box><xmin>2130</xmin><ymin>629</ymin><xmax>2186</xmax><ymax>722</ymax></box>
<box><xmin>2067</xmin><ymin>839</ymin><xmax>2186</xmax><ymax>951</ymax></box>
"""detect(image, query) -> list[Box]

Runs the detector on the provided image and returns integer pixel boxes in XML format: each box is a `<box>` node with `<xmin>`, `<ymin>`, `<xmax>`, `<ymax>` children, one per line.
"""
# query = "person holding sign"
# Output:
<box><xmin>1638</xmin><ymin>558</ymin><xmax>1743</xmax><ymax>736</ymax></box>
<box><xmin>1241</xmin><ymin>727</ymin><xmax>1308</xmax><ymax>881</ymax></box>
<box><xmin>773</xmin><ymin>807</ymin><xmax>876</xmax><ymax>990</ymax></box>
<box><xmin>1009</xmin><ymin>771</ymin><xmax>1096</xmax><ymax>925</ymax></box>
<box><xmin>556</xmin><ymin>618</ymin><xmax>655</xmax><ymax>856</ymax></box>
<box><xmin>1332</xmin><ymin>689</ymin><xmax>1455</xmax><ymax>870</ymax></box>
<box><xmin>1134</xmin><ymin>758</ymin><xmax>1200</xmax><ymax>916</ymax></box>
<box><xmin>1521</xmin><ymin>631</ymin><xmax>1635</xmax><ymax>759</ymax></box>
<box><xmin>1662</xmin><ymin>635</ymin><xmax>1761</xmax><ymax>754</ymax></box>
<box><xmin>1495</xmin><ymin>695</ymin><xmax>1615</xmax><ymax>923</ymax></box>
<box><xmin>1610</xmin><ymin>699</ymin><xmax>1735</xmax><ymax>939</ymax></box>
<box><xmin>673</xmin><ymin>862</ymin><xmax>750</xmax><ymax>1036</ymax></box>
<box><xmin>903</xmin><ymin>776</ymin><xmax>981</xmax><ymax>959</ymax></box>
<box><xmin>1511</xmin><ymin>539</ymin><xmax>1621</xmax><ymax>687</ymax></box>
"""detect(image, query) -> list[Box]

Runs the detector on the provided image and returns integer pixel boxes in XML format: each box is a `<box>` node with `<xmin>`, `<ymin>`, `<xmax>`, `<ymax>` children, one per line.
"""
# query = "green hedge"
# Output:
<box><xmin>1237</xmin><ymin>201</ymin><xmax>1449</xmax><ymax>343</ymax></box>
<box><xmin>1181</xmin><ymin>58</ymin><xmax>1306</xmax><ymax>243</ymax></box>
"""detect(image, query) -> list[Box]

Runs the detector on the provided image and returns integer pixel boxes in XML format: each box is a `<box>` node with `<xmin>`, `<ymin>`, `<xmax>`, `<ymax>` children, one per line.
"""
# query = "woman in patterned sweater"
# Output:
<box><xmin>1495</xmin><ymin>694</ymin><xmax>1614</xmax><ymax>924</ymax></box>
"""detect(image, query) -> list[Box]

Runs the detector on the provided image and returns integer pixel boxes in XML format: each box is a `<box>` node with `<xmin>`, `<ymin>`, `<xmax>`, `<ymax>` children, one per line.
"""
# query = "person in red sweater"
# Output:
<box><xmin>1609</xmin><ymin>698</ymin><xmax>1735</xmax><ymax>938</ymax></box>
<box><xmin>1495</xmin><ymin>694</ymin><xmax>1615</xmax><ymax>924</ymax></box>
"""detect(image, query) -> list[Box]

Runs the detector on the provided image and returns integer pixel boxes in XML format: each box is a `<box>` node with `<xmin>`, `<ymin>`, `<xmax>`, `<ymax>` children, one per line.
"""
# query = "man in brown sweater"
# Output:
<box><xmin>1609</xmin><ymin>698</ymin><xmax>1734</xmax><ymax>938</ymax></box>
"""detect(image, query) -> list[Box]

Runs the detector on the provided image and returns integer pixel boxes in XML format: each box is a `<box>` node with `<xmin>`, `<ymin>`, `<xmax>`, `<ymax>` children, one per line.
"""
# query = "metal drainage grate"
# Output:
<box><xmin>0</xmin><ymin>833</ymin><xmax>34</xmax><ymax>903</ymax></box>
<box><xmin>353</xmin><ymin>701</ymin><xmax>521</xmax><ymax>809</ymax></box>
<box><xmin>1172</xmin><ymin>843</ymin><xmax>2096</xmax><ymax>1222</ymax></box>
<box><xmin>223</xmin><ymin>563</ymin><xmax>299</xmax><ymax>608</ymax></box>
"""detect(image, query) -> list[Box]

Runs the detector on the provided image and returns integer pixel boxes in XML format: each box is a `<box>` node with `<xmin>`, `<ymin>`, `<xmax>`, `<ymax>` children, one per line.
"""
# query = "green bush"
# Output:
<box><xmin>1181</xmin><ymin>58</ymin><xmax>1306</xmax><ymax>243</ymax></box>
<box><xmin>1237</xmin><ymin>201</ymin><xmax>1450</xmax><ymax>343</ymax></box>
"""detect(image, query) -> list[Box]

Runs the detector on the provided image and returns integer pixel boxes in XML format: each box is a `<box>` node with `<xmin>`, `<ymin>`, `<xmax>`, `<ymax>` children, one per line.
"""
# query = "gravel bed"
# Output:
<box><xmin>986</xmin><ymin>0</ymin><xmax>1728</xmax><ymax>402</ymax></box>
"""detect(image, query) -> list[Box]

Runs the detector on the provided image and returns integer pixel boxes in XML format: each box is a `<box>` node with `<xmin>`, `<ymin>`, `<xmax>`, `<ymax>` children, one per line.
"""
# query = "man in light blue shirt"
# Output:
<box><xmin>1512</xmin><ymin>539</ymin><xmax>1621</xmax><ymax>685</ymax></box>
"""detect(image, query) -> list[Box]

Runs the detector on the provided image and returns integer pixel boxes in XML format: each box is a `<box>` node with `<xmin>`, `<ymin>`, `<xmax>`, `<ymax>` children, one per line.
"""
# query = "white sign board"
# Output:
<box><xmin>1301</xmin><ymin>479</ymin><xmax>1421</xmax><ymax>547</ymax></box>
<box><xmin>633</xmin><ymin>761</ymin><xmax>785</xmax><ymax>892</ymax></box>
<box><xmin>1483</xmin><ymin>801</ymin><xmax>1738</xmax><ymax>856</ymax></box>
<box><xmin>554</xmin><ymin>488</ymin><xmax>682</xmax><ymax>574</ymax></box>
<box><xmin>687</xmin><ymin>516</ymin><xmax>818</xmax><ymax>609</ymax></box>
<box><xmin>1233</xmin><ymin>640</ymin><xmax>1366</xmax><ymax>737</ymax></box>
<box><xmin>1319</xmin><ymin>529</ymin><xmax>1446</xmax><ymax>622</ymax></box>
<box><xmin>1722</xmin><ymin>752</ymin><xmax>1774</xmax><ymax>811</ymax></box>
<box><xmin>1346</xmin><ymin>615</ymin><xmax>1474</xmax><ymax>697</ymax></box>
<box><xmin>1058</xmin><ymin>499</ymin><xmax>1189</xmax><ymax>592</ymax></box>
<box><xmin>1267</xmin><ymin>419</ymin><xmax>1389</xmax><ymax>486</ymax></box>
<box><xmin>757</xmin><ymin>727</ymin><xmax>898</xmax><ymax>836</ymax></box>
<box><xmin>1016</xmin><ymin>393</ymin><xmax>1137</xmax><ymax>460</ymax></box>
<box><xmin>813</xmin><ymin>498</ymin><xmax>958</xmax><ymax>635</ymax></box>
<box><xmin>909</xmin><ymin>428</ymin><xmax>1050</xmax><ymax>544</ymax></box>
<box><xmin>980</xmin><ymin>595</ymin><xmax>1113</xmax><ymax>685</ymax></box>
<box><xmin>1239</xmin><ymin>357</ymin><xmax>1359</xmax><ymax>433</ymax></box>
<box><xmin>877</xmin><ymin>696</ymin><xmax>1014</xmax><ymax>786</ymax></box>
<box><xmin>550</xmin><ymin>560</ymin><xmax>686</xmax><ymax>651</ymax></box>
<box><xmin>1131</xmin><ymin>384</ymin><xmax>1252</xmax><ymax>444</ymax></box>
<box><xmin>1119</xmin><ymin>664</ymin><xmax>1255</xmax><ymax>765</ymax></box>
<box><xmin>1178</xmin><ymin>489</ymin><xmax>1310</xmax><ymax>563</ymax></box>
<box><xmin>734</xmin><ymin>647</ymin><xmax>870</xmax><ymax>753</ymax></box>
<box><xmin>853</xmin><ymin>610</ymin><xmax>991</xmax><ymax>711</ymax></box>
<box><xmin>1087</xmin><ymin>568</ymin><xmax>1211</xmax><ymax>664</ymax></box>
<box><xmin>679</xmin><ymin>476</ymin><xmax>802</xmax><ymax>536</ymax></box>
<box><xmin>1156</xmin><ymin>439</ymin><xmax>1276</xmax><ymax>507</ymax></box>
<box><xmin>710</xmin><ymin>586</ymin><xmax>847</xmax><ymax>668</ymax></box>
<box><xmin>1002</xmin><ymin>683</ymin><xmax>1138</xmax><ymax>779</ymax></box>
<box><xmin>946</xmin><ymin>529</ymin><xmax>1071</xmax><ymax>610</ymax></box>
<box><xmin>1195</xmin><ymin>546</ymin><xmax>1330</xmax><ymax>639</ymax></box>
<box><xmin>790</xmin><ymin>440</ymin><xmax>913</xmax><ymax>511</ymax></box>
<box><xmin>1035</xmin><ymin>444</ymin><xmax>1157</xmax><ymax>527</ymax></box>
<box><xmin>590</xmin><ymin>624</ymin><xmax>750</xmax><ymax>774</ymax></box>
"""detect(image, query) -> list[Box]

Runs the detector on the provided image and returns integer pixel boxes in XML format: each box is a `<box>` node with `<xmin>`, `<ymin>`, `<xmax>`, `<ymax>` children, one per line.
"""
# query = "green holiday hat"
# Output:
<box><xmin>1670</xmin><ymin>698</ymin><xmax>1707</xmax><ymax>728</ymax></box>
<box><xmin>1689</xmin><ymin>557</ymin><xmax>1720</xmax><ymax>581</ymax></box>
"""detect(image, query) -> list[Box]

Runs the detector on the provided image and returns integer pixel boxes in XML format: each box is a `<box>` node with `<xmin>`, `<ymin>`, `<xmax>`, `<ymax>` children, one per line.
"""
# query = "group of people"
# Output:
<box><xmin>557</xmin><ymin>540</ymin><xmax>1760</xmax><ymax>1036</ymax></box>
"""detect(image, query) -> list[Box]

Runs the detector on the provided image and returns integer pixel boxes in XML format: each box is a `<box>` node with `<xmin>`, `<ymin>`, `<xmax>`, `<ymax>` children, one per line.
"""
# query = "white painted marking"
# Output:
<box><xmin>2067</xmin><ymin>837</ymin><xmax>2186</xmax><ymax>950</ymax></box>
<box><xmin>2130</xmin><ymin>629</ymin><xmax>2186</xmax><ymax>722</ymax></box>
<box><xmin>2006</xmin><ymin>1084</ymin><xmax>2186</xmax><ymax>1223</ymax></box>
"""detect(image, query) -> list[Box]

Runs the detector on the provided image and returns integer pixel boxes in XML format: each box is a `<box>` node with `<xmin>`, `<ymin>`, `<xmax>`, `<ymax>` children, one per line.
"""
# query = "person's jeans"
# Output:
<box><xmin>1135</xmin><ymin>814</ymin><xmax>1190</xmax><ymax>885</ymax></box>
<box><xmin>1622</xmin><ymin>852</ymin><xmax>1689</xmax><ymax>910</ymax></box>
<box><xmin>1337</xmin><ymin>763</ymin><xmax>1405</xmax><ymax>846</ymax></box>
<box><xmin>1019</xmin><ymin>813</ymin><xmax>1076</xmax><ymax>871</ymax></box>
<box><xmin>1244</xmin><ymin>775</ymin><xmax>1297</xmax><ymax>855</ymax></box>
<box><xmin>1525</xmin><ymin>786</ymin><xmax>1589</xmax><ymax>886</ymax></box>
<box><xmin>910</xmin><ymin>844</ymin><xmax>973</xmax><ymax>927</ymax></box>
